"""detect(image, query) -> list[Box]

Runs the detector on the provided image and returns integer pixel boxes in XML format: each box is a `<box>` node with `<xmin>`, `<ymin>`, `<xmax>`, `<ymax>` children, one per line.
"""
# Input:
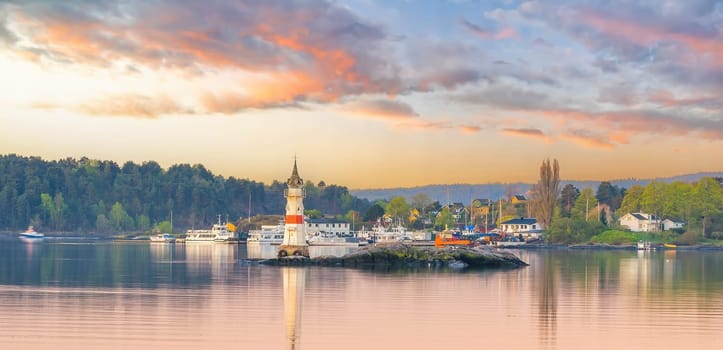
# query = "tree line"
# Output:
<box><xmin>0</xmin><ymin>154</ymin><xmax>370</xmax><ymax>233</ymax></box>
<box><xmin>528</xmin><ymin>158</ymin><xmax>723</xmax><ymax>243</ymax></box>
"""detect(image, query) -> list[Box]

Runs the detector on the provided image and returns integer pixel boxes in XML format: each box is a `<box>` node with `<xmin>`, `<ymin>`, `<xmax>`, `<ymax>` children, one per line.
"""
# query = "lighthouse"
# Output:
<box><xmin>278</xmin><ymin>159</ymin><xmax>310</xmax><ymax>258</ymax></box>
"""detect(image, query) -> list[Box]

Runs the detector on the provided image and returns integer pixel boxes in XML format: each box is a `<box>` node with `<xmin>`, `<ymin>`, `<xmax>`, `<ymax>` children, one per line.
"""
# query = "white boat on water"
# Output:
<box><xmin>247</xmin><ymin>224</ymin><xmax>284</xmax><ymax>245</ymax></box>
<box><xmin>19</xmin><ymin>226</ymin><xmax>44</xmax><ymax>243</ymax></box>
<box><xmin>370</xmin><ymin>223</ymin><xmax>412</xmax><ymax>243</ymax></box>
<box><xmin>185</xmin><ymin>217</ymin><xmax>237</xmax><ymax>243</ymax></box>
<box><xmin>637</xmin><ymin>240</ymin><xmax>654</xmax><ymax>250</ymax></box>
<box><xmin>150</xmin><ymin>233</ymin><xmax>176</xmax><ymax>243</ymax></box>
<box><xmin>307</xmin><ymin>231</ymin><xmax>364</xmax><ymax>246</ymax></box>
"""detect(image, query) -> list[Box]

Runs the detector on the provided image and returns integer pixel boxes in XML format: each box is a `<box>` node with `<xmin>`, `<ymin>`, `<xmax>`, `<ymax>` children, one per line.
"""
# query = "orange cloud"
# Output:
<box><xmin>560</xmin><ymin>129</ymin><xmax>614</xmax><ymax>150</ymax></box>
<box><xmin>501</xmin><ymin>128</ymin><xmax>552</xmax><ymax>142</ymax></box>
<box><xmin>78</xmin><ymin>94</ymin><xmax>186</xmax><ymax>118</ymax></box>
<box><xmin>459</xmin><ymin>125</ymin><xmax>481</xmax><ymax>134</ymax></box>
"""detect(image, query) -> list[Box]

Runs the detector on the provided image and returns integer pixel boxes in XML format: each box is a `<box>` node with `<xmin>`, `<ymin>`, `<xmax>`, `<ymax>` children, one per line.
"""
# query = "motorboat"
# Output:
<box><xmin>19</xmin><ymin>226</ymin><xmax>45</xmax><ymax>243</ymax></box>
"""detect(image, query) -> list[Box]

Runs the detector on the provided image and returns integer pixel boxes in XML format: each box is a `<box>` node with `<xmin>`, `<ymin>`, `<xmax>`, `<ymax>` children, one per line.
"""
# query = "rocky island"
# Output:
<box><xmin>255</xmin><ymin>243</ymin><xmax>528</xmax><ymax>269</ymax></box>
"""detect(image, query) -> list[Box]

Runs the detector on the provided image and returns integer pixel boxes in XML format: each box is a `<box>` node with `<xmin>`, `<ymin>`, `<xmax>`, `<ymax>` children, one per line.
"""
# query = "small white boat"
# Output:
<box><xmin>19</xmin><ymin>226</ymin><xmax>45</xmax><ymax>243</ymax></box>
<box><xmin>150</xmin><ymin>233</ymin><xmax>176</xmax><ymax>243</ymax></box>
<box><xmin>637</xmin><ymin>240</ymin><xmax>654</xmax><ymax>250</ymax></box>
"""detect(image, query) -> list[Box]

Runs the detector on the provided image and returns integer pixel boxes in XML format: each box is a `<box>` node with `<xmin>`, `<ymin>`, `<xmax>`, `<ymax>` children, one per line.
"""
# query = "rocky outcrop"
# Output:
<box><xmin>256</xmin><ymin>243</ymin><xmax>528</xmax><ymax>269</ymax></box>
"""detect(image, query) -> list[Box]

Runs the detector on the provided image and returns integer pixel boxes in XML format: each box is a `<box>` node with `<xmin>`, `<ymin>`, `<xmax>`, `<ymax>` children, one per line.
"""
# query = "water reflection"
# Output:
<box><xmin>246</xmin><ymin>243</ymin><xmax>280</xmax><ymax>259</ymax></box>
<box><xmin>282</xmin><ymin>267</ymin><xmax>307</xmax><ymax>350</ymax></box>
<box><xmin>245</xmin><ymin>244</ymin><xmax>360</xmax><ymax>259</ymax></box>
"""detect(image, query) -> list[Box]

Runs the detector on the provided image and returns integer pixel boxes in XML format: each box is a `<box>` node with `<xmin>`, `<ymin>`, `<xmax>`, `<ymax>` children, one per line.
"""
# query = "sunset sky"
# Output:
<box><xmin>1</xmin><ymin>1</ymin><xmax>721</xmax><ymax>189</ymax></box>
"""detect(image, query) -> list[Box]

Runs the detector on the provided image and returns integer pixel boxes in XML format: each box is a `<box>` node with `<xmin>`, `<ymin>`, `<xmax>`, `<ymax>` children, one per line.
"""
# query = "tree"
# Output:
<box><xmin>571</xmin><ymin>188</ymin><xmax>598</xmax><ymax>221</ymax></box>
<box><xmin>363</xmin><ymin>203</ymin><xmax>385</xmax><ymax>222</ymax></box>
<box><xmin>559</xmin><ymin>184</ymin><xmax>579</xmax><ymax>217</ymax></box>
<box><xmin>618</xmin><ymin>185</ymin><xmax>644</xmax><ymax>215</ymax></box>
<box><xmin>641</xmin><ymin>180</ymin><xmax>667</xmax><ymax>230</ymax></box>
<box><xmin>692</xmin><ymin>177</ymin><xmax>723</xmax><ymax>237</ymax></box>
<box><xmin>596</xmin><ymin>181</ymin><xmax>623</xmax><ymax>211</ymax></box>
<box><xmin>40</xmin><ymin>192</ymin><xmax>66</xmax><ymax>231</ymax></box>
<box><xmin>155</xmin><ymin>220</ymin><xmax>173</xmax><ymax>234</ymax></box>
<box><xmin>385</xmin><ymin>196</ymin><xmax>410</xmax><ymax>225</ymax></box>
<box><xmin>529</xmin><ymin>158</ymin><xmax>560</xmax><ymax>229</ymax></box>
<box><xmin>434</xmin><ymin>207</ymin><xmax>454</xmax><ymax>230</ymax></box>
<box><xmin>410</xmin><ymin>193</ymin><xmax>432</xmax><ymax>212</ymax></box>
<box><xmin>109</xmin><ymin>202</ymin><xmax>132</xmax><ymax>232</ymax></box>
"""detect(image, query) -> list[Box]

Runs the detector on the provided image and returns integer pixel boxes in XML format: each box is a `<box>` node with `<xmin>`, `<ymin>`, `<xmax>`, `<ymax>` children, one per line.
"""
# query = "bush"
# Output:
<box><xmin>590</xmin><ymin>230</ymin><xmax>638</xmax><ymax>245</ymax></box>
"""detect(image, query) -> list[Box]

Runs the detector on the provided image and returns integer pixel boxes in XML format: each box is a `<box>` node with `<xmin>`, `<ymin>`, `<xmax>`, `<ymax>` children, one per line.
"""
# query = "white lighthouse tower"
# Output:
<box><xmin>278</xmin><ymin>159</ymin><xmax>310</xmax><ymax>258</ymax></box>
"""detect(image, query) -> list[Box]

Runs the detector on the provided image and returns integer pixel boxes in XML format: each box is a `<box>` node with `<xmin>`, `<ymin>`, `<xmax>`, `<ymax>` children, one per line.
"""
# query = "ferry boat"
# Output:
<box><xmin>185</xmin><ymin>217</ymin><xmax>237</xmax><ymax>243</ymax></box>
<box><xmin>247</xmin><ymin>224</ymin><xmax>284</xmax><ymax>245</ymax></box>
<box><xmin>150</xmin><ymin>233</ymin><xmax>176</xmax><ymax>243</ymax></box>
<box><xmin>19</xmin><ymin>226</ymin><xmax>44</xmax><ymax>243</ymax></box>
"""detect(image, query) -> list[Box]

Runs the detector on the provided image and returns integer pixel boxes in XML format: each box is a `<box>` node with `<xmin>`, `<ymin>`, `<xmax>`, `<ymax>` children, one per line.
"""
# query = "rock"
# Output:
<box><xmin>257</xmin><ymin>243</ymin><xmax>528</xmax><ymax>269</ymax></box>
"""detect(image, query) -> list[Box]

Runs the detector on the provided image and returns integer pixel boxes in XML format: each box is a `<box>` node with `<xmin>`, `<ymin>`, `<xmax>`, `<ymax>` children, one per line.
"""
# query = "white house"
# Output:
<box><xmin>619</xmin><ymin>213</ymin><xmax>661</xmax><ymax>232</ymax></box>
<box><xmin>662</xmin><ymin>219</ymin><xmax>685</xmax><ymax>231</ymax></box>
<box><xmin>500</xmin><ymin>217</ymin><xmax>544</xmax><ymax>240</ymax></box>
<box><xmin>305</xmin><ymin>218</ymin><xmax>350</xmax><ymax>236</ymax></box>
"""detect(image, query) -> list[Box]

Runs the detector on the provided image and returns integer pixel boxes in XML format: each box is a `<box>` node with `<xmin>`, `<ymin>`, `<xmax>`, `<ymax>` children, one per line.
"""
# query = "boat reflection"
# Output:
<box><xmin>282</xmin><ymin>267</ymin><xmax>307</xmax><ymax>350</ymax></box>
<box><xmin>182</xmin><ymin>243</ymin><xmax>238</xmax><ymax>276</ymax></box>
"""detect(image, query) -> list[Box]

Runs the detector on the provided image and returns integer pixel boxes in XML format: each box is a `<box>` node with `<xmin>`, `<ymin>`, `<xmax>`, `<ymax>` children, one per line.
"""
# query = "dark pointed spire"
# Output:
<box><xmin>287</xmin><ymin>157</ymin><xmax>304</xmax><ymax>188</ymax></box>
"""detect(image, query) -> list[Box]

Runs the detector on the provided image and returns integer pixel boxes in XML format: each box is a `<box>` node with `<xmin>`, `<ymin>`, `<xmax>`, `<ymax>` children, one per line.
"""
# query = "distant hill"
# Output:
<box><xmin>350</xmin><ymin>172</ymin><xmax>723</xmax><ymax>204</ymax></box>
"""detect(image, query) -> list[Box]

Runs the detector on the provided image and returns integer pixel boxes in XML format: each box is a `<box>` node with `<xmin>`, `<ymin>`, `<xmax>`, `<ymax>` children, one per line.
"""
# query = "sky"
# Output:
<box><xmin>1</xmin><ymin>0</ymin><xmax>721</xmax><ymax>189</ymax></box>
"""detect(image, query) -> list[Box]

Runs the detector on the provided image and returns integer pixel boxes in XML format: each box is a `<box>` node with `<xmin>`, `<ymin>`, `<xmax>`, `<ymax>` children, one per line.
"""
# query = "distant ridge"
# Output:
<box><xmin>350</xmin><ymin>172</ymin><xmax>723</xmax><ymax>203</ymax></box>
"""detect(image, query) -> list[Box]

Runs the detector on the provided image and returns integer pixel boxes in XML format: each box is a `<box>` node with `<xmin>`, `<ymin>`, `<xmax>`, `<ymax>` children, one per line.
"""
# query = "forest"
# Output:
<box><xmin>0</xmin><ymin>154</ymin><xmax>370</xmax><ymax>233</ymax></box>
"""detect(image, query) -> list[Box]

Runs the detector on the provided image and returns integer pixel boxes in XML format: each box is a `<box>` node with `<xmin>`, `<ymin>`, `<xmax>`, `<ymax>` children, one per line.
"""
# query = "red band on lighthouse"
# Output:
<box><xmin>285</xmin><ymin>215</ymin><xmax>303</xmax><ymax>224</ymax></box>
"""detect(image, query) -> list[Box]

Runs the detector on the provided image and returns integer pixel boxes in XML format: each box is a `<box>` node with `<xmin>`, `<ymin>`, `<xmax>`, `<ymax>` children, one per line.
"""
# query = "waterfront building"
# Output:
<box><xmin>500</xmin><ymin>217</ymin><xmax>544</xmax><ymax>240</ymax></box>
<box><xmin>619</xmin><ymin>212</ymin><xmax>661</xmax><ymax>232</ymax></box>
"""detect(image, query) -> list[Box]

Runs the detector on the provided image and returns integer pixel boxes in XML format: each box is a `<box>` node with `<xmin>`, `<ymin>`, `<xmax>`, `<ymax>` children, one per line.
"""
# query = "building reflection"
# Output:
<box><xmin>282</xmin><ymin>267</ymin><xmax>307</xmax><ymax>350</ymax></box>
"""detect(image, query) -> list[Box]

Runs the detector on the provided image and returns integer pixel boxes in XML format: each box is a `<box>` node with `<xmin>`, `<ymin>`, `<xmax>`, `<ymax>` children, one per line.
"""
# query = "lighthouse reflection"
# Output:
<box><xmin>282</xmin><ymin>267</ymin><xmax>307</xmax><ymax>350</ymax></box>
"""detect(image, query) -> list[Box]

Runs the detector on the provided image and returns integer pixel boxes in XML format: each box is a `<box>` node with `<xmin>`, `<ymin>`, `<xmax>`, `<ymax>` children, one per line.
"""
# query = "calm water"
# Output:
<box><xmin>1</xmin><ymin>241</ymin><xmax>722</xmax><ymax>350</ymax></box>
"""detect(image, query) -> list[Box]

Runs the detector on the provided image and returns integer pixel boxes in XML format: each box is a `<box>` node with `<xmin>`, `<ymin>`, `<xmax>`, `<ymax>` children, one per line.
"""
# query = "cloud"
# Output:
<box><xmin>77</xmin><ymin>94</ymin><xmax>189</xmax><ymax>118</ymax></box>
<box><xmin>460</xmin><ymin>18</ymin><xmax>516</xmax><ymax>40</ymax></box>
<box><xmin>560</xmin><ymin>129</ymin><xmax>614</xmax><ymax>150</ymax></box>
<box><xmin>0</xmin><ymin>0</ymin><xmax>404</xmax><ymax>113</ymax></box>
<box><xmin>346</xmin><ymin>99</ymin><xmax>419</xmax><ymax>120</ymax></box>
<box><xmin>501</xmin><ymin>127</ymin><xmax>552</xmax><ymax>142</ymax></box>
<box><xmin>459</xmin><ymin>125</ymin><xmax>481</xmax><ymax>134</ymax></box>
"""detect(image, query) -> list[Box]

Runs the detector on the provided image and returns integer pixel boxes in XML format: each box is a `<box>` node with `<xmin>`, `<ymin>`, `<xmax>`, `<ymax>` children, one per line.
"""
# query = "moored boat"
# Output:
<box><xmin>307</xmin><ymin>231</ymin><xmax>363</xmax><ymax>246</ymax></box>
<box><xmin>247</xmin><ymin>224</ymin><xmax>285</xmax><ymax>245</ymax></box>
<box><xmin>434</xmin><ymin>230</ymin><xmax>471</xmax><ymax>247</ymax></box>
<box><xmin>19</xmin><ymin>226</ymin><xmax>45</xmax><ymax>243</ymax></box>
<box><xmin>150</xmin><ymin>233</ymin><xmax>176</xmax><ymax>243</ymax></box>
<box><xmin>185</xmin><ymin>216</ymin><xmax>238</xmax><ymax>243</ymax></box>
<box><xmin>637</xmin><ymin>240</ymin><xmax>654</xmax><ymax>250</ymax></box>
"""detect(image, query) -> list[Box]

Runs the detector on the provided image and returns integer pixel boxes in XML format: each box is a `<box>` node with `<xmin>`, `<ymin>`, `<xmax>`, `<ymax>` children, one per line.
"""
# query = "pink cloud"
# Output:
<box><xmin>580</xmin><ymin>10</ymin><xmax>723</xmax><ymax>67</ymax></box>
